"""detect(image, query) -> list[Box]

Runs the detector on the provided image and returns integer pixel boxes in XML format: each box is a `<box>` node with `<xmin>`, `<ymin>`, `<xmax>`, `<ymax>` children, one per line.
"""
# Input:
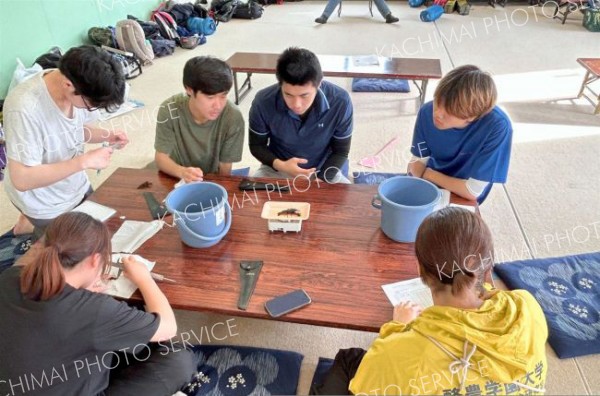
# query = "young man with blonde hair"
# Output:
<box><xmin>408</xmin><ymin>65</ymin><xmax>512</xmax><ymax>203</ymax></box>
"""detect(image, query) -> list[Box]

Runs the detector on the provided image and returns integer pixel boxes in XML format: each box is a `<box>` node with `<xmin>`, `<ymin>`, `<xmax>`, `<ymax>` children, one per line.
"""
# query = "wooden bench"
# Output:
<box><xmin>226</xmin><ymin>52</ymin><xmax>442</xmax><ymax>107</ymax></box>
<box><xmin>577</xmin><ymin>58</ymin><xmax>600</xmax><ymax>115</ymax></box>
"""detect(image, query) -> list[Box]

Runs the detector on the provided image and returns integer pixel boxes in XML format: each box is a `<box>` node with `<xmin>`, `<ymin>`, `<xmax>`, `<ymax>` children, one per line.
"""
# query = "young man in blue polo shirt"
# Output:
<box><xmin>408</xmin><ymin>65</ymin><xmax>512</xmax><ymax>204</ymax></box>
<box><xmin>249</xmin><ymin>47</ymin><xmax>353</xmax><ymax>184</ymax></box>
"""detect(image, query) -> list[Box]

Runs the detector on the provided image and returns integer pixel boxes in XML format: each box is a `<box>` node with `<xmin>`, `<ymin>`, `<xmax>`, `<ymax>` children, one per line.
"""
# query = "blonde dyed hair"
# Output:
<box><xmin>434</xmin><ymin>65</ymin><xmax>497</xmax><ymax>120</ymax></box>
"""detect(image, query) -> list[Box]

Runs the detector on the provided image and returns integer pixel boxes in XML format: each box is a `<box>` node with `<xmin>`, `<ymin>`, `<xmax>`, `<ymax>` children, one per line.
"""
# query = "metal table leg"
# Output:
<box><xmin>413</xmin><ymin>79</ymin><xmax>429</xmax><ymax>107</ymax></box>
<box><xmin>577</xmin><ymin>71</ymin><xmax>591</xmax><ymax>98</ymax></box>
<box><xmin>232</xmin><ymin>72</ymin><xmax>254</xmax><ymax>105</ymax></box>
<box><xmin>233</xmin><ymin>71</ymin><xmax>240</xmax><ymax>105</ymax></box>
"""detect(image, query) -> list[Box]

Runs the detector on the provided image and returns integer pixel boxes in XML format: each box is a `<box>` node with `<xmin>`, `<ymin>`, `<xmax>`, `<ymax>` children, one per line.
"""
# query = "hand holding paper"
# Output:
<box><xmin>393</xmin><ymin>301</ymin><xmax>424</xmax><ymax>323</ymax></box>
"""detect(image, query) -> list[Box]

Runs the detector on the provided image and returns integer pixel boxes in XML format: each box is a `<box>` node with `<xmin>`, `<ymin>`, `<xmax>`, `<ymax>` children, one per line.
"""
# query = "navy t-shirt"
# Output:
<box><xmin>410</xmin><ymin>101</ymin><xmax>513</xmax><ymax>203</ymax></box>
<box><xmin>249</xmin><ymin>80</ymin><xmax>353</xmax><ymax>170</ymax></box>
<box><xmin>0</xmin><ymin>266</ymin><xmax>160</xmax><ymax>396</ymax></box>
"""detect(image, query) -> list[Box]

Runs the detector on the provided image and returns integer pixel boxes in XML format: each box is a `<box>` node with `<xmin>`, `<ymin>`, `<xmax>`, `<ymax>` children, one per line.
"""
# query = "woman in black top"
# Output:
<box><xmin>0</xmin><ymin>212</ymin><xmax>195</xmax><ymax>396</ymax></box>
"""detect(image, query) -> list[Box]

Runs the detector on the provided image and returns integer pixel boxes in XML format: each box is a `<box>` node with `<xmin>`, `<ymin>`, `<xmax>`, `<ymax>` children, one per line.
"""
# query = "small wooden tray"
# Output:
<box><xmin>260</xmin><ymin>201</ymin><xmax>311</xmax><ymax>220</ymax></box>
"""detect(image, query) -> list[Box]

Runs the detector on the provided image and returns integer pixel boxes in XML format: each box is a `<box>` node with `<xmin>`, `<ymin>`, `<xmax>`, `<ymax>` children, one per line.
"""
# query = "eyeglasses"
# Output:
<box><xmin>80</xmin><ymin>95</ymin><xmax>99</xmax><ymax>112</ymax></box>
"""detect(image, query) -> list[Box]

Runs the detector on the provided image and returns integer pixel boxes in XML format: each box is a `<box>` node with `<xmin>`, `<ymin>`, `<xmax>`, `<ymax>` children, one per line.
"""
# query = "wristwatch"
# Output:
<box><xmin>238</xmin><ymin>261</ymin><xmax>263</xmax><ymax>310</ymax></box>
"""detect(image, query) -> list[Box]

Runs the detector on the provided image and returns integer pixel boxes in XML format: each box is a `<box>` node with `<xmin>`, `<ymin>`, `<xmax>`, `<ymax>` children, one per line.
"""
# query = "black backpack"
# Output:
<box><xmin>233</xmin><ymin>0</ymin><xmax>264</xmax><ymax>19</ymax></box>
<box><xmin>211</xmin><ymin>0</ymin><xmax>241</xmax><ymax>22</ymax></box>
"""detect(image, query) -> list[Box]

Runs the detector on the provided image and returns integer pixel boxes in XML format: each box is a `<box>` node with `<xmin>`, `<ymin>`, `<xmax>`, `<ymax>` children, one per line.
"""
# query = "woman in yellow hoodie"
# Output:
<box><xmin>312</xmin><ymin>207</ymin><xmax>548</xmax><ymax>395</ymax></box>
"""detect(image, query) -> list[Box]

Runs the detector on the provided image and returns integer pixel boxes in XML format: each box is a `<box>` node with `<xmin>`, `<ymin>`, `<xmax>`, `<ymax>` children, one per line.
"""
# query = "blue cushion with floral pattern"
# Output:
<box><xmin>494</xmin><ymin>251</ymin><xmax>600</xmax><ymax>358</ymax></box>
<box><xmin>182</xmin><ymin>345</ymin><xmax>303</xmax><ymax>395</ymax></box>
<box><xmin>352</xmin><ymin>78</ymin><xmax>410</xmax><ymax>93</ymax></box>
<box><xmin>0</xmin><ymin>230</ymin><xmax>34</xmax><ymax>274</ymax></box>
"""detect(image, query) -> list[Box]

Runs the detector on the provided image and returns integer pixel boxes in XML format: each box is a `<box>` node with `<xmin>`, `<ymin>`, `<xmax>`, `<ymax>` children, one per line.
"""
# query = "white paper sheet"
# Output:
<box><xmin>104</xmin><ymin>254</ymin><xmax>155</xmax><ymax>299</ymax></box>
<box><xmin>352</xmin><ymin>55</ymin><xmax>380</xmax><ymax>67</ymax></box>
<box><xmin>111</xmin><ymin>220</ymin><xmax>163</xmax><ymax>253</ymax></box>
<box><xmin>97</xmin><ymin>99</ymin><xmax>144</xmax><ymax>121</ymax></box>
<box><xmin>382</xmin><ymin>277</ymin><xmax>434</xmax><ymax>308</ymax></box>
<box><xmin>71</xmin><ymin>200</ymin><xmax>116</xmax><ymax>222</ymax></box>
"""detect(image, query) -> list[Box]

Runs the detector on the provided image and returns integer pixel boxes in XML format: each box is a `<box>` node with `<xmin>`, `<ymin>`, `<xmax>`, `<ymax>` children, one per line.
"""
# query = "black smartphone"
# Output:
<box><xmin>265</xmin><ymin>289</ymin><xmax>312</xmax><ymax>317</ymax></box>
<box><xmin>238</xmin><ymin>179</ymin><xmax>290</xmax><ymax>192</ymax></box>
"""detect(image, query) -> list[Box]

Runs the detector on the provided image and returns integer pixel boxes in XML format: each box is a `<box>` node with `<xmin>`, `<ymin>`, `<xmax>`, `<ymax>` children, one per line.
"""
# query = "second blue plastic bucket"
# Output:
<box><xmin>165</xmin><ymin>182</ymin><xmax>231</xmax><ymax>248</ymax></box>
<box><xmin>371</xmin><ymin>176</ymin><xmax>441</xmax><ymax>243</ymax></box>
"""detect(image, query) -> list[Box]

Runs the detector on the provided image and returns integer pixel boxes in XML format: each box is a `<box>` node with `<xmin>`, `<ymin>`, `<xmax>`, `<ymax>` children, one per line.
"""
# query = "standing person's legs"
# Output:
<box><xmin>13</xmin><ymin>214</ymin><xmax>34</xmax><ymax>235</ymax></box>
<box><xmin>373</xmin><ymin>0</ymin><xmax>399</xmax><ymax>22</ymax></box>
<box><xmin>22</xmin><ymin>216</ymin><xmax>54</xmax><ymax>241</ymax></box>
<box><xmin>106</xmin><ymin>344</ymin><xmax>196</xmax><ymax>396</ymax></box>
<box><xmin>310</xmin><ymin>348</ymin><xmax>367</xmax><ymax>395</ymax></box>
<box><xmin>316</xmin><ymin>0</ymin><xmax>342</xmax><ymax>23</ymax></box>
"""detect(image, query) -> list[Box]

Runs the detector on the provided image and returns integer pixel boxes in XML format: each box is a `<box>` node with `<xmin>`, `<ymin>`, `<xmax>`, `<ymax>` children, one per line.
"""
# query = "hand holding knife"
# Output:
<box><xmin>111</xmin><ymin>259</ymin><xmax>177</xmax><ymax>284</ymax></box>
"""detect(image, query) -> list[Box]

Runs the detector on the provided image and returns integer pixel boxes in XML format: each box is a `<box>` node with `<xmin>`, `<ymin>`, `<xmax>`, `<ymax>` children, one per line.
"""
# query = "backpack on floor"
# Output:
<box><xmin>0</xmin><ymin>121</ymin><xmax>5</xmax><ymax>182</ymax></box>
<box><xmin>233</xmin><ymin>0</ymin><xmax>264</xmax><ymax>19</ymax></box>
<box><xmin>211</xmin><ymin>0</ymin><xmax>241</xmax><ymax>22</ymax></box>
<box><xmin>102</xmin><ymin>46</ymin><xmax>143</xmax><ymax>80</ymax></box>
<box><xmin>187</xmin><ymin>16</ymin><xmax>217</xmax><ymax>35</ymax></box>
<box><xmin>150</xmin><ymin>38</ymin><xmax>177</xmax><ymax>57</ymax></box>
<box><xmin>88</xmin><ymin>27</ymin><xmax>118</xmax><ymax>48</ymax></box>
<box><xmin>115</xmin><ymin>20</ymin><xmax>154</xmax><ymax>65</ymax></box>
<box><xmin>152</xmin><ymin>7</ymin><xmax>180</xmax><ymax>41</ymax></box>
<box><xmin>127</xmin><ymin>14</ymin><xmax>162</xmax><ymax>38</ymax></box>
<box><xmin>420</xmin><ymin>4</ymin><xmax>444</xmax><ymax>21</ymax></box>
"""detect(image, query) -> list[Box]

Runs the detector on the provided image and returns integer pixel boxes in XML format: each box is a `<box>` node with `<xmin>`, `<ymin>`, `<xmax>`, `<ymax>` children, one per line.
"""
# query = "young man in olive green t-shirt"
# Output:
<box><xmin>154</xmin><ymin>56</ymin><xmax>244</xmax><ymax>182</ymax></box>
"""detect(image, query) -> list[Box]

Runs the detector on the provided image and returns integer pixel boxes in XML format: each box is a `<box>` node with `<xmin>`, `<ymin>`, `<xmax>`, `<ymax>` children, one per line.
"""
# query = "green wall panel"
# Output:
<box><xmin>0</xmin><ymin>0</ymin><xmax>158</xmax><ymax>99</ymax></box>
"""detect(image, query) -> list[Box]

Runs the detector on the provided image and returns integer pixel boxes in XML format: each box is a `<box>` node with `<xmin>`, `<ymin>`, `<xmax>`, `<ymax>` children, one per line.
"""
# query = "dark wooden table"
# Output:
<box><xmin>92</xmin><ymin>168</ymin><xmax>473</xmax><ymax>332</ymax></box>
<box><xmin>226</xmin><ymin>52</ymin><xmax>442</xmax><ymax>107</ymax></box>
<box><xmin>577</xmin><ymin>58</ymin><xmax>600</xmax><ymax>115</ymax></box>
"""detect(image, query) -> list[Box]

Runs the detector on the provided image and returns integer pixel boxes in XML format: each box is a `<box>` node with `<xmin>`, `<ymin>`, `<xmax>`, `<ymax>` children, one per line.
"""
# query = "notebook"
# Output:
<box><xmin>382</xmin><ymin>277</ymin><xmax>433</xmax><ymax>308</ymax></box>
<box><xmin>111</xmin><ymin>220</ymin><xmax>164</xmax><ymax>254</ymax></box>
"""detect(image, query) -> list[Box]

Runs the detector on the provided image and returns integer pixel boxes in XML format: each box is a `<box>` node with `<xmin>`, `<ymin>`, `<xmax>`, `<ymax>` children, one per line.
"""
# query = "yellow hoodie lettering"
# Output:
<box><xmin>348</xmin><ymin>289</ymin><xmax>548</xmax><ymax>396</ymax></box>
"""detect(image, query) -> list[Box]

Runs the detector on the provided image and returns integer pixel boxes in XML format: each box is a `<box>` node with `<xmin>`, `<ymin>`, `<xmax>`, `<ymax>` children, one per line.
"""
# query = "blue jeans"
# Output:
<box><xmin>321</xmin><ymin>0</ymin><xmax>392</xmax><ymax>18</ymax></box>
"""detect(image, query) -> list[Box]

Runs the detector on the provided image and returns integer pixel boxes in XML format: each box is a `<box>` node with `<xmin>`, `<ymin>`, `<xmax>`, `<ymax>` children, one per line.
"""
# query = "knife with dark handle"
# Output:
<box><xmin>143</xmin><ymin>192</ymin><xmax>170</xmax><ymax>220</ymax></box>
<box><xmin>238</xmin><ymin>260</ymin><xmax>263</xmax><ymax>310</ymax></box>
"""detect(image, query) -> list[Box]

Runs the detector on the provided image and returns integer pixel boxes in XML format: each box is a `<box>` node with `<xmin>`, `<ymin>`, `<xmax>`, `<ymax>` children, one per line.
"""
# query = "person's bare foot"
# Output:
<box><xmin>13</xmin><ymin>214</ymin><xmax>34</xmax><ymax>235</ymax></box>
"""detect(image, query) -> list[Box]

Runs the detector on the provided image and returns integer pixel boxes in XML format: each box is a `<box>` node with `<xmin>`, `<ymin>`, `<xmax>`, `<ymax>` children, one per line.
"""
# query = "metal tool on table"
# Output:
<box><xmin>237</xmin><ymin>260</ymin><xmax>263</xmax><ymax>310</ymax></box>
<box><xmin>143</xmin><ymin>191</ymin><xmax>170</xmax><ymax>220</ymax></box>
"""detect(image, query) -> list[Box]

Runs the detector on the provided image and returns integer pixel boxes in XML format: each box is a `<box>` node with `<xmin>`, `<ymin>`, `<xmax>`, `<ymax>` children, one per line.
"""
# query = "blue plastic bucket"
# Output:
<box><xmin>371</xmin><ymin>176</ymin><xmax>441</xmax><ymax>243</ymax></box>
<box><xmin>165</xmin><ymin>182</ymin><xmax>232</xmax><ymax>248</ymax></box>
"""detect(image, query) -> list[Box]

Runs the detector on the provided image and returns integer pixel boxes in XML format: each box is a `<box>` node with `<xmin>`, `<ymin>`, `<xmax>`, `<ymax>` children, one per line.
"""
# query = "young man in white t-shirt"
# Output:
<box><xmin>4</xmin><ymin>45</ymin><xmax>129</xmax><ymax>236</ymax></box>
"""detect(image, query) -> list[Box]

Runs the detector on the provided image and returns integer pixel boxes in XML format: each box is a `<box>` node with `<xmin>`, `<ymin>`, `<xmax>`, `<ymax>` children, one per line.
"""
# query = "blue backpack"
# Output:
<box><xmin>409</xmin><ymin>0</ymin><xmax>426</xmax><ymax>7</ymax></box>
<box><xmin>420</xmin><ymin>5</ymin><xmax>444</xmax><ymax>21</ymax></box>
<box><xmin>187</xmin><ymin>17</ymin><xmax>217</xmax><ymax>36</ymax></box>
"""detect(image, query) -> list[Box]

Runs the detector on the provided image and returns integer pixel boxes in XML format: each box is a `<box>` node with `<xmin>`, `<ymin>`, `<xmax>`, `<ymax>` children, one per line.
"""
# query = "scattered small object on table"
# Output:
<box><xmin>137</xmin><ymin>181</ymin><xmax>153</xmax><ymax>189</ymax></box>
